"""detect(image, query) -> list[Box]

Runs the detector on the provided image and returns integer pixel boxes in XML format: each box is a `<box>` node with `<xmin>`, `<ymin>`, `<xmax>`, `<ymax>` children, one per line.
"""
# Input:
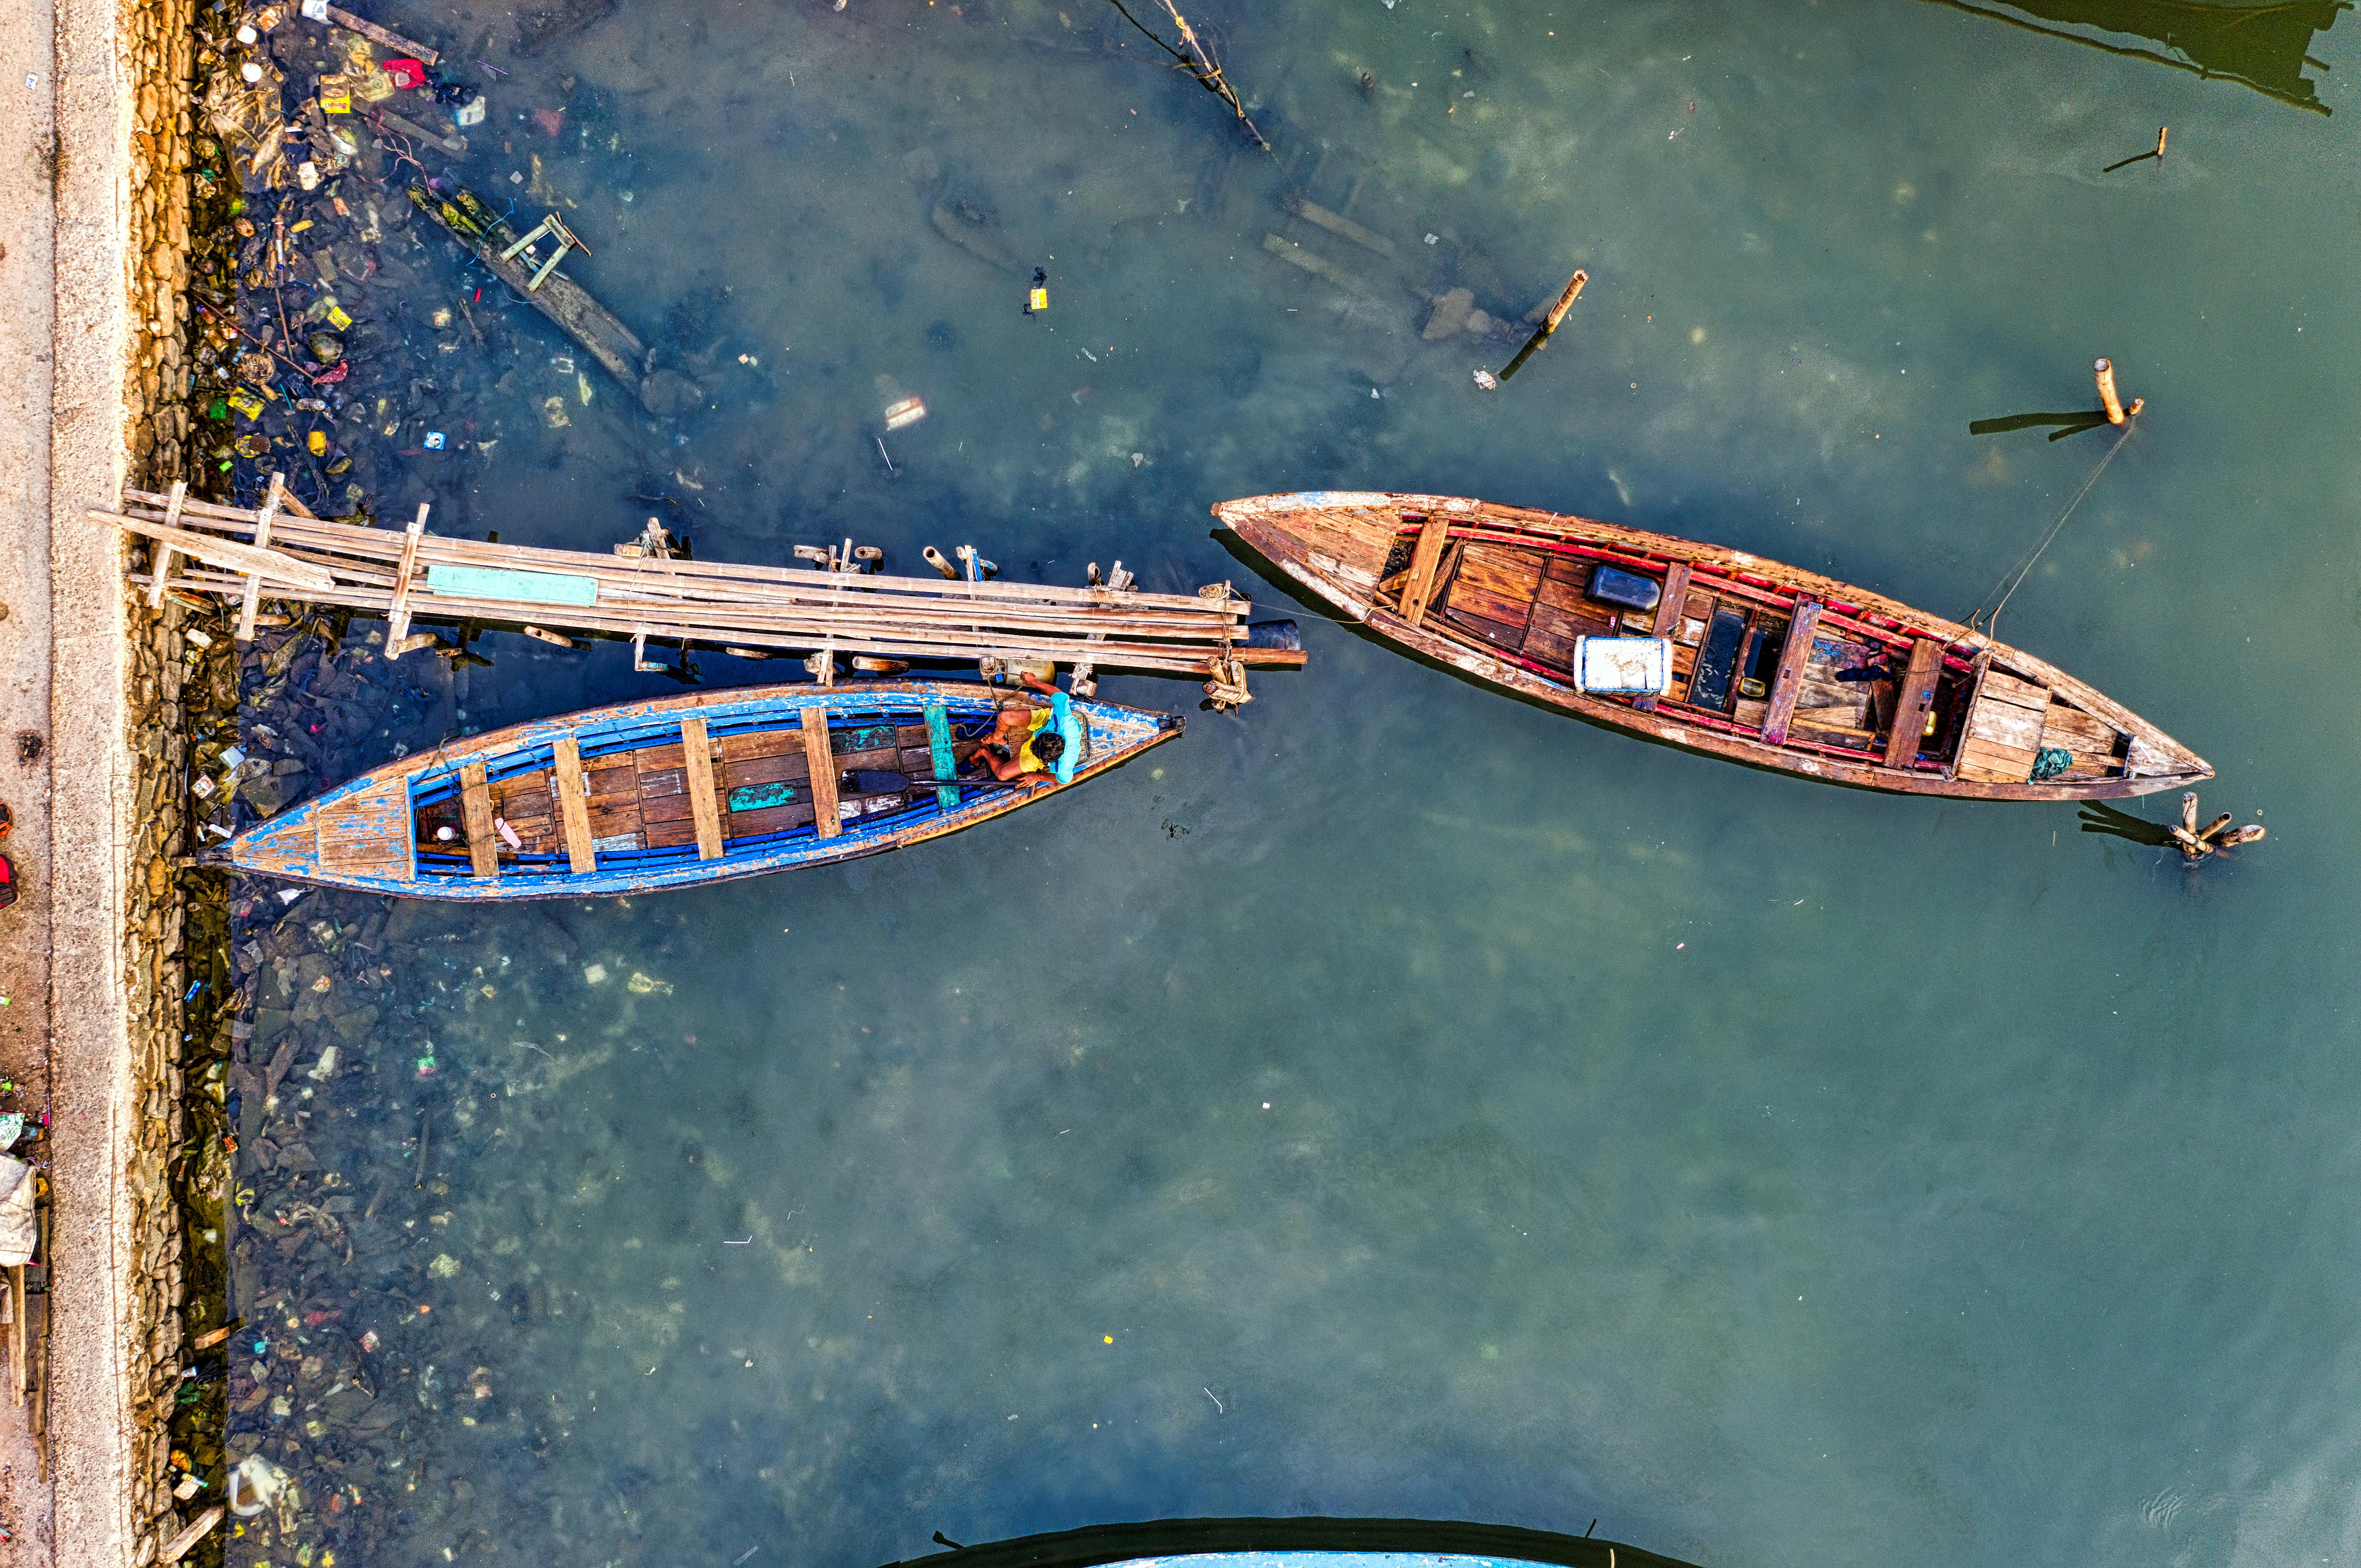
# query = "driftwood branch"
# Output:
<box><xmin>1104</xmin><ymin>0</ymin><xmax>1273</xmax><ymax>154</ymax></box>
<box><xmin>1492</xmin><ymin>269</ymin><xmax>1587</xmax><ymax>386</ymax></box>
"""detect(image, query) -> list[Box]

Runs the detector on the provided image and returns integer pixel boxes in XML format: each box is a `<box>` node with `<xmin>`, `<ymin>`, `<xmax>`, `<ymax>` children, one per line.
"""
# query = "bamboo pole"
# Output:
<box><xmin>1492</xmin><ymin>270</ymin><xmax>1587</xmax><ymax>385</ymax></box>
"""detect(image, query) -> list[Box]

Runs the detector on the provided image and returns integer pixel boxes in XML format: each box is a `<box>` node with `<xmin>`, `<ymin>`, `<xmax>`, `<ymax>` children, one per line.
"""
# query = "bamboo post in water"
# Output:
<box><xmin>2094</xmin><ymin>358</ymin><xmax>2143</xmax><ymax>424</ymax></box>
<box><xmin>1489</xmin><ymin>269</ymin><xmax>1588</xmax><ymax>386</ymax></box>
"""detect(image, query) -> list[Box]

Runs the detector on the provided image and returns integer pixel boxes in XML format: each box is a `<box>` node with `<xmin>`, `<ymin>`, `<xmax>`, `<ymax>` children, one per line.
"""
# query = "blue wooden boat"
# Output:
<box><xmin>215</xmin><ymin>680</ymin><xmax>1181</xmax><ymax>900</ymax></box>
<box><xmin>876</xmin><ymin>1517</ymin><xmax>1701</xmax><ymax>1568</ymax></box>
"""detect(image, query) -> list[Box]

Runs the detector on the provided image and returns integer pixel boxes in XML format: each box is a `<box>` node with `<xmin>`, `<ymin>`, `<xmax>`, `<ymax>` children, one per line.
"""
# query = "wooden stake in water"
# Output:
<box><xmin>1493</xmin><ymin>270</ymin><xmax>1588</xmax><ymax>385</ymax></box>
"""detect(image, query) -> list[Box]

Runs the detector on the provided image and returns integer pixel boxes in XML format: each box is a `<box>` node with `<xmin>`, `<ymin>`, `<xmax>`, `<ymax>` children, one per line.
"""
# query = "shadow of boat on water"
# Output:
<box><xmin>1921</xmin><ymin>0</ymin><xmax>2348</xmax><ymax>114</ymax></box>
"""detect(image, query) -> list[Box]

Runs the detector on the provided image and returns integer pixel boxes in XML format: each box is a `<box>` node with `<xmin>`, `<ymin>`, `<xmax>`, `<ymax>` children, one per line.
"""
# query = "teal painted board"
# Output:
<box><xmin>925</xmin><ymin>701</ymin><xmax>958</xmax><ymax>809</ymax></box>
<box><xmin>423</xmin><ymin>563</ymin><xmax>601</xmax><ymax>606</ymax></box>
<box><xmin>728</xmin><ymin>780</ymin><xmax>798</xmax><ymax>812</ymax></box>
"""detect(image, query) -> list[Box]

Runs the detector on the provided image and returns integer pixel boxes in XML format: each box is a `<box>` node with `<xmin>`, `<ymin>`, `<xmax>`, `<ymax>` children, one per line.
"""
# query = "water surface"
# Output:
<box><xmin>228</xmin><ymin>4</ymin><xmax>2361</xmax><ymax>1567</ymax></box>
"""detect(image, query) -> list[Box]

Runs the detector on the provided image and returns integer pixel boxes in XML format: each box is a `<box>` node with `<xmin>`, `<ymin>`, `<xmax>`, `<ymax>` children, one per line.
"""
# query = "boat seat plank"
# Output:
<box><xmin>801</xmin><ymin>712</ymin><xmax>842</xmax><ymax>839</ymax></box>
<box><xmin>1882</xmin><ymin>638</ymin><xmax>1947</xmax><ymax>769</ymax></box>
<box><xmin>552</xmin><ymin>735</ymin><xmax>597</xmax><ymax>874</ymax></box>
<box><xmin>1634</xmin><ymin>561</ymin><xmax>1692</xmax><ymax>712</ymax></box>
<box><xmin>1396</xmin><ymin>513</ymin><xmax>1453</xmax><ymax>628</ymax></box>
<box><xmin>459</xmin><ymin>759</ymin><xmax>500</xmax><ymax>878</ymax></box>
<box><xmin>681</xmin><ymin>715</ymin><xmax>724</xmax><ymax>860</ymax></box>
<box><xmin>1758</xmin><ymin>600</ymin><xmax>1824</xmax><ymax>747</ymax></box>
<box><xmin>1982</xmin><ymin>669</ymin><xmax>2052</xmax><ymax>712</ymax></box>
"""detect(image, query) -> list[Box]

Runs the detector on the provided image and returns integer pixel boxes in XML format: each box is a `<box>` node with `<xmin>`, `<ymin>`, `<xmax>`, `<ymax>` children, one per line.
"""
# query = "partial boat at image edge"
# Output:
<box><xmin>873</xmin><ymin>1516</ymin><xmax>1703</xmax><ymax>1568</ymax></box>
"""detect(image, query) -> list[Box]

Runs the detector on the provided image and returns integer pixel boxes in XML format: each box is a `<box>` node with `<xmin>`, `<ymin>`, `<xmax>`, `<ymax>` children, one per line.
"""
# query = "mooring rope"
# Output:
<box><xmin>1967</xmin><ymin>418</ymin><xmax>2136</xmax><ymax>639</ymax></box>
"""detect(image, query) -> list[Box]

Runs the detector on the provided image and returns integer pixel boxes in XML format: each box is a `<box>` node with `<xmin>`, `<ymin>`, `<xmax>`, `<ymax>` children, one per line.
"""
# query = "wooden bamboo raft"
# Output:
<box><xmin>97</xmin><ymin>487</ymin><xmax>1306</xmax><ymax>684</ymax></box>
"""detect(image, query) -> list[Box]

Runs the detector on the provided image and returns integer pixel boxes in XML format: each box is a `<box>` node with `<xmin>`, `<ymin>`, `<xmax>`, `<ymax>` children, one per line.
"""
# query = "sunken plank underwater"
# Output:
<box><xmin>214</xmin><ymin>680</ymin><xmax>1182</xmax><ymax>900</ymax></box>
<box><xmin>1213</xmin><ymin>490</ymin><xmax>2208</xmax><ymax>801</ymax></box>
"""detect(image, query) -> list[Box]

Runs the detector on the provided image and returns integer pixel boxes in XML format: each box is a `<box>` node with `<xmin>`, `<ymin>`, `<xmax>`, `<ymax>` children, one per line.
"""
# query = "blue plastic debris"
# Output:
<box><xmin>424</xmin><ymin>431</ymin><xmax>447</xmax><ymax>450</ymax></box>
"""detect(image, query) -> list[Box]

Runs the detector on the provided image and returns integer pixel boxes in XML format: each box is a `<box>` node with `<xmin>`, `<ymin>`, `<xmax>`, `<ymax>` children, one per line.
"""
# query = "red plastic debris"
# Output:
<box><xmin>384</xmin><ymin>58</ymin><xmax>427</xmax><ymax>90</ymax></box>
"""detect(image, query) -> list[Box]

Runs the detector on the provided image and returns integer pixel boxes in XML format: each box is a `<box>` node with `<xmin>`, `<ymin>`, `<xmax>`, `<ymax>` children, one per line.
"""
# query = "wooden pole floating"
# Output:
<box><xmin>383</xmin><ymin>503</ymin><xmax>431</xmax><ymax>655</ymax></box>
<box><xmin>1492</xmin><ymin>269</ymin><xmax>1588</xmax><ymax>386</ymax></box>
<box><xmin>2157</xmin><ymin>126</ymin><xmax>2168</xmax><ymax>158</ymax></box>
<box><xmin>2094</xmin><ymin>358</ymin><xmax>2143</xmax><ymax>424</ymax></box>
<box><xmin>234</xmin><ymin>473</ymin><xmax>286</xmax><ymax>641</ymax></box>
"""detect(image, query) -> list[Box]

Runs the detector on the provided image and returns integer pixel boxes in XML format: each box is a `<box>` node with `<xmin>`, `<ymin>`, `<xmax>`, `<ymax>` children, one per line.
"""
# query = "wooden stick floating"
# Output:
<box><xmin>1492</xmin><ymin>270</ymin><xmax>1588</xmax><ymax>386</ymax></box>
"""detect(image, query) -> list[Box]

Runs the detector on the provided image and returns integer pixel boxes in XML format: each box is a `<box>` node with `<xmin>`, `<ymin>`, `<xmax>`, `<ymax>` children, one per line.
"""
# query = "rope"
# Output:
<box><xmin>1966</xmin><ymin>417</ymin><xmax>2135</xmax><ymax>638</ymax></box>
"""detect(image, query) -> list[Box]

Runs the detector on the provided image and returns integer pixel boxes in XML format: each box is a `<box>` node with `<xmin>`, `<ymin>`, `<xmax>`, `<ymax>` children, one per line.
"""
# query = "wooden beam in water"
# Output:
<box><xmin>1281</xmin><ymin>192</ymin><xmax>1395</xmax><ymax>257</ymax></box>
<box><xmin>1262</xmin><ymin>233</ymin><xmax>1368</xmax><ymax>294</ymax></box>
<box><xmin>144</xmin><ymin>481</ymin><xmax>186</xmax><ymax>609</ymax></box>
<box><xmin>680</xmin><ymin>715</ymin><xmax>723</xmax><ymax>860</ymax></box>
<box><xmin>800</xmin><ymin>711</ymin><xmax>841</xmax><ymax>839</ymax></box>
<box><xmin>552</xmin><ymin>735</ymin><xmax>597</xmax><ymax>874</ymax></box>
<box><xmin>458</xmin><ymin>759</ymin><xmax>499</xmax><ymax>878</ymax></box>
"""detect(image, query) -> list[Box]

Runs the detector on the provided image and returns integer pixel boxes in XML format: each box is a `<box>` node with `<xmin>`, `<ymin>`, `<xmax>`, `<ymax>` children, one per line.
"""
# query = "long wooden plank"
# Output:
<box><xmin>233</xmin><ymin>473</ymin><xmax>287</xmax><ymax>640</ymax></box>
<box><xmin>383</xmin><ymin>504</ymin><xmax>431</xmax><ymax>655</ymax></box>
<box><xmin>680</xmin><ymin>715</ymin><xmax>723</xmax><ymax>860</ymax></box>
<box><xmin>1635</xmin><ymin>561</ymin><xmax>1693</xmax><ymax>713</ymax></box>
<box><xmin>458</xmin><ymin>759</ymin><xmax>499</xmax><ymax>878</ymax></box>
<box><xmin>800</xmin><ymin>711</ymin><xmax>841</xmax><ymax>839</ymax></box>
<box><xmin>145</xmin><ymin>481</ymin><xmax>187</xmax><ymax>608</ymax></box>
<box><xmin>1758</xmin><ymin>600</ymin><xmax>1822</xmax><ymax>747</ymax></box>
<box><xmin>1882</xmin><ymin>638</ymin><xmax>1946</xmax><ymax>768</ymax></box>
<box><xmin>1396</xmin><ymin>514</ymin><xmax>1453</xmax><ymax>629</ymax></box>
<box><xmin>552</xmin><ymin>735</ymin><xmax>596</xmax><ymax>874</ymax></box>
<box><xmin>1968</xmin><ymin>694</ymin><xmax>2047</xmax><ymax>752</ymax></box>
<box><xmin>92</xmin><ymin>511</ymin><xmax>338</xmax><ymax>590</ymax></box>
<box><xmin>1281</xmin><ymin>191</ymin><xmax>1396</xmax><ymax>257</ymax></box>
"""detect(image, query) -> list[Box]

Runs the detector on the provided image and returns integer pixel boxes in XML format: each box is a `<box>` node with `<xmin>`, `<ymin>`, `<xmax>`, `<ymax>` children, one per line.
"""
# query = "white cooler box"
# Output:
<box><xmin>1573</xmin><ymin>636</ymin><xmax>1674</xmax><ymax>695</ymax></box>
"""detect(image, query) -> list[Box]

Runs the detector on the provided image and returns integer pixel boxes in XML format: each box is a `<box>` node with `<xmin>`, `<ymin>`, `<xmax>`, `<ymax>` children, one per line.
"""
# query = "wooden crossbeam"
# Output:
<box><xmin>800</xmin><ymin>710</ymin><xmax>840</xmax><ymax>839</ymax></box>
<box><xmin>680</xmin><ymin>715</ymin><xmax>723</xmax><ymax>860</ymax></box>
<box><xmin>1396</xmin><ymin>513</ymin><xmax>1453</xmax><ymax>629</ymax></box>
<box><xmin>383</xmin><ymin>503</ymin><xmax>431</xmax><ymax>655</ymax></box>
<box><xmin>1884</xmin><ymin>638</ymin><xmax>1948</xmax><ymax>769</ymax></box>
<box><xmin>552</xmin><ymin>735</ymin><xmax>596</xmax><ymax>874</ymax></box>
<box><xmin>145</xmin><ymin>481</ymin><xmax>187</xmax><ymax>608</ymax></box>
<box><xmin>1758</xmin><ymin>599</ymin><xmax>1822</xmax><ymax>748</ymax></box>
<box><xmin>235</xmin><ymin>473</ymin><xmax>285</xmax><ymax>641</ymax></box>
<box><xmin>1635</xmin><ymin>561</ymin><xmax>1692</xmax><ymax>714</ymax></box>
<box><xmin>458</xmin><ymin>759</ymin><xmax>499</xmax><ymax>878</ymax></box>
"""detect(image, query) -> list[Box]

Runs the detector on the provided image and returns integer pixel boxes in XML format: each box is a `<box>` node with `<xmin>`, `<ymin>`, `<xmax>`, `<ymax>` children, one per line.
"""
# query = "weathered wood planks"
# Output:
<box><xmin>801</xmin><ymin>712</ymin><xmax>841</xmax><ymax>839</ymax></box>
<box><xmin>311</xmin><ymin>774</ymin><xmax>412</xmax><ymax>879</ymax></box>
<box><xmin>1758</xmin><ymin>600</ymin><xmax>1823</xmax><ymax>748</ymax></box>
<box><xmin>458</xmin><ymin>759</ymin><xmax>500</xmax><ymax>877</ymax></box>
<box><xmin>1882</xmin><ymin>639</ymin><xmax>1946</xmax><ymax>768</ymax></box>
<box><xmin>552</xmin><ymin>736</ymin><xmax>597</xmax><ymax>874</ymax></box>
<box><xmin>1636</xmin><ymin>561</ymin><xmax>1693</xmax><ymax>713</ymax></box>
<box><xmin>1396</xmin><ymin>514</ymin><xmax>1453</xmax><ymax>629</ymax></box>
<box><xmin>680</xmin><ymin>716</ymin><xmax>723</xmax><ymax>860</ymax></box>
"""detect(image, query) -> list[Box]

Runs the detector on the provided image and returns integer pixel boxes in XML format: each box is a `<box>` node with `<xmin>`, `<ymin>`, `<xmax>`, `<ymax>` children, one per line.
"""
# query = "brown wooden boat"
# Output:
<box><xmin>1214</xmin><ymin>490</ymin><xmax>2209</xmax><ymax>799</ymax></box>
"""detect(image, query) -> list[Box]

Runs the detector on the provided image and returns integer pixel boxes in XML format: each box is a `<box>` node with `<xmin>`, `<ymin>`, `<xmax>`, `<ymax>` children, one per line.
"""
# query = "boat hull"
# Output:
<box><xmin>223</xmin><ymin>679</ymin><xmax>1179</xmax><ymax>900</ymax></box>
<box><xmin>874</xmin><ymin>1517</ymin><xmax>1701</xmax><ymax>1568</ymax></box>
<box><xmin>1215</xmin><ymin>490</ymin><xmax>2208</xmax><ymax>801</ymax></box>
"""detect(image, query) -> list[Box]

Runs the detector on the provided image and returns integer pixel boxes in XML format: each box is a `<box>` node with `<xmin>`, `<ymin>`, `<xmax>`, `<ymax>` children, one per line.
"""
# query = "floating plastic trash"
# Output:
<box><xmin>883</xmin><ymin>396</ymin><xmax>926</xmax><ymax>430</ymax></box>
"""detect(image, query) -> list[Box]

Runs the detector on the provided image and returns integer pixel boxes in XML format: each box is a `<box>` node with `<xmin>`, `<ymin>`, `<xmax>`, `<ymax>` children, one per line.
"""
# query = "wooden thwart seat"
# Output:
<box><xmin>552</xmin><ymin>735</ymin><xmax>597</xmax><ymax>874</ymax></box>
<box><xmin>1957</xmin><ymin>667</ymin><xmax>2052</xmax><ymax>783</ymax></box>
<box><xmin>1882</xmin><ymin>639</ymin><xmax>1946</xmax><ymax>769</ymax></box>
<box><xmin>680</xmin><ymin>716</ymin><xmax>724</xmax><ymax>860</ymax></box>
<box><xmin>1634</xmin><ymin>562</ymin><xmax>1691</xmax><ymax>713</ymax></box>
<box><xmin>458</xmin><ymin>759</ymin><xmax>500</xmax><ymax>877</ymax></box>
<box><xmin>800</xmin><ymin>711</ymin><xmax>841</xmax><ymax>839</ymax></box>
<box><xmin>1757</xmin><ymin>600</ymin><xmax>1822</xmax><ymax>747</ymax></box>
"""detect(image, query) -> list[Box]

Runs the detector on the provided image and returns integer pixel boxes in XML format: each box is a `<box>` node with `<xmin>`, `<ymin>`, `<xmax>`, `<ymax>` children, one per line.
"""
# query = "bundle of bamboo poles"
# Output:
<box><xmin>94</xmin><ymin>486</ymin><xmax>1305</xmax><ymax>684</ymax></box>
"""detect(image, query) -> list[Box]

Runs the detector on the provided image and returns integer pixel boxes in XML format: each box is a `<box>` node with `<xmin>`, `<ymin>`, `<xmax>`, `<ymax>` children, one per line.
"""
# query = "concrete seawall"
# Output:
<box><xmin>4</xmin><ymin>0</ymin><xmax>200</xmax><ymax>1562</ymax></box>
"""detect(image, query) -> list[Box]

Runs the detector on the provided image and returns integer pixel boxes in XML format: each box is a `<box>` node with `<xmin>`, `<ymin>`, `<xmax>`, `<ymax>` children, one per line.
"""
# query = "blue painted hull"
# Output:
<box><xmin>223</xmin><ymin>679</ymin><xmax>1181</xmax><ymax>900</ymax></box>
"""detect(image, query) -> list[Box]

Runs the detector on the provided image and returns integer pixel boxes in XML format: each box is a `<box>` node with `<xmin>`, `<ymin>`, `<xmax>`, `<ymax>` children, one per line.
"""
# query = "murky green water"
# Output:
<box><xmin>226</xmin><ymin>3</ymin><xmax>2361</xmax><ymax>1566</ymax></box>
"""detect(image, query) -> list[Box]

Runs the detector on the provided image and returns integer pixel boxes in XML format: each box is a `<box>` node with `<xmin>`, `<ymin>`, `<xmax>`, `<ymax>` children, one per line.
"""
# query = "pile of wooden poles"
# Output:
<box><xmin>94</xmin><ymin>482</ymin><xmax>1304</xmax><ymax>695</ymax></box>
